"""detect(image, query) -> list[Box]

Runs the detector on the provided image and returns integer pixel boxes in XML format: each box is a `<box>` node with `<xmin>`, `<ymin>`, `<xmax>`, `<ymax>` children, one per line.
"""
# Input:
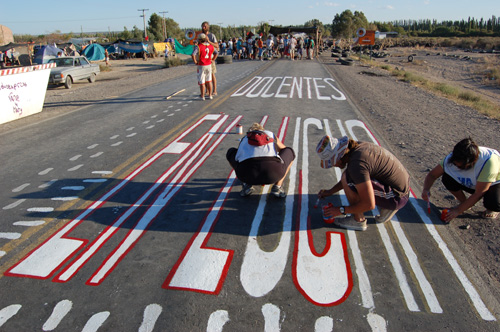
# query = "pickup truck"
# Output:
<box><xmin>48</xmin><ymin>56</ymin><xmax>100</xmax><ymax>89</ymax></box>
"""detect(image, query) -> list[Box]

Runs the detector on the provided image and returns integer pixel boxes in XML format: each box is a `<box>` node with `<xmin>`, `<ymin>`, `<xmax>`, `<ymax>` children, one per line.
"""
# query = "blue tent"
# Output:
<box><xmin>83</xmin><ymin>43</ymin><xmax>105</xmax><ymax>61</ymax></box>
<box><xmin>33</xmin><ymin>45</ymin><xmax>63</xmax><ymax>64</ymax></box>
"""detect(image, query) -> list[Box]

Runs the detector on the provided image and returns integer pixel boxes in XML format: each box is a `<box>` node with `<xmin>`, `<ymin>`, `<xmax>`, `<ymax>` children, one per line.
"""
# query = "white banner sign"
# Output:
<box><xmin>0</xmin><ymin>65</ymin><xmax>53</xmax><ymax>125</ymax></box>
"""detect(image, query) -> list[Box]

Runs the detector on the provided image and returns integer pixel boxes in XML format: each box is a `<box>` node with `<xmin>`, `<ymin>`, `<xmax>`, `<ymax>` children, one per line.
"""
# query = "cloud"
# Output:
<box><xmin>324</xmin><ymin>1</ymin><xmax>340</xmax><ymax>6</ymax></box>
<box><xmin>424</xmin><ymin>0</ymin><xmax>430</xmax><ymax>4</ymax></box>
<box><xmin>380</xmin><ymin>5</ymin><xmax>395</xmax><ymax>10</ymax></box>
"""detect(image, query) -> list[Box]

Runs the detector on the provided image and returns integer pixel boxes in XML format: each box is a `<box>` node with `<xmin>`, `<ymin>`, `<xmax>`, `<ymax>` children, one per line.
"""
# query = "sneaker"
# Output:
<box><xmin>271</xmin><ymin>185</ymin><xmax>286</xmax><ymax>198</ymax></box>
<box><xmin>375</xmin><ymin>208</ymin><xmax>398</xmax><ymax>223</ymax></box>
<box><xmin>334</xmin><ymin>216</ymin><xmax>367</xmax><ymax>231</ymax></box>
<box><xmin>240</xmin><ymin>183</ymin><xmax>254</xmax><ymax>197</ymax></box>
<box><xmin>209</xmin><ymin>95</ymin><xmax>213</xmax><ymax>100</ymax></box>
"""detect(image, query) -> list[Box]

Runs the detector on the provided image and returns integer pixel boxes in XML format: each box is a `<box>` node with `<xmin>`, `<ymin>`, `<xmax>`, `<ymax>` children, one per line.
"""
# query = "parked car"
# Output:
<box><xmin>48</xmin><ymin>56</ymin><xmax>100</xmax><ymax>89</ymax></box>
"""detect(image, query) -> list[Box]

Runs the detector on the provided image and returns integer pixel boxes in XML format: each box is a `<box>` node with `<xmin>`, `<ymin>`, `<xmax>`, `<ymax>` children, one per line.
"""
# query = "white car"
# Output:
<box><xmin>48</xmin><ymin>56</ymin><xmax>100</xmax><ymax>89</ymax></box>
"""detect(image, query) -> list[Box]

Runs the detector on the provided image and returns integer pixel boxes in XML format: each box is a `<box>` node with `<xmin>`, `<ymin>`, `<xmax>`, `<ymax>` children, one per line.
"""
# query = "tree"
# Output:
<box><xmin>119</xmin><ymin>27</ymin><xmax>132</xmax><ymax>40</ymax></box>
<box><xmin>331</xmin><ymin>10</ymin><xmax>368</xmax><ymax>38</ymax></box>
<box><xmin>132</xmin><ymin>26</ymin><xmax>143</xmax><ymax>39</ymax></box>
<box><xmin>305</xmin><ymin>19</ymin><xmax>330</xmax><ymax>38</ymax></box>
<box><xmin>164</xmin><ymin>18</ymin><xmax>184</xmax><ymax>41</ymax></box>
<box><xmin>147</xmin><ymin>13</ymin><xmax>164</xmax><ymax>41</ymax></box>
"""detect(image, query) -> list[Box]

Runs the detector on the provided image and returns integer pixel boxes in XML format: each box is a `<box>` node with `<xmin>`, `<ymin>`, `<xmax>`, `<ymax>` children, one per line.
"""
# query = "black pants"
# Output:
<box><xmin>226</xmin><ymin>147</ymin><xmax>295</xmax><ymax>185</ymax></box>
<box><xmin>442</xmin><ymin>173</ymin><xmax>500</xmax><ymax>211</ymax></box>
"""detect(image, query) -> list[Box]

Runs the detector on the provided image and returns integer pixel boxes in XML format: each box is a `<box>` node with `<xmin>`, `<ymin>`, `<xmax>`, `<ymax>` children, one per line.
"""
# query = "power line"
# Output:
<box><xmin>3</xmin><ymin>16</ymin><xmax>138</xmax><ymax>24</ymax></box>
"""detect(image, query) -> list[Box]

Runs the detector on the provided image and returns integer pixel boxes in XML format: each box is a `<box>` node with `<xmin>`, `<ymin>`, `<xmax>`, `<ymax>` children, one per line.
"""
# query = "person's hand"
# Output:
<box><xmin>443</xmin><ymin>207</ymin><xmax>460</xmax><ymax>223</ymax></box>
<box><xmin>422</xmin><ymin>189</ymin><xmax>431</xmax><ymax>202</ymax></box>
<box><xmin>318</xmin><ymin>189</ymin><xmax>331</xmax><ymax>199</ymax></box>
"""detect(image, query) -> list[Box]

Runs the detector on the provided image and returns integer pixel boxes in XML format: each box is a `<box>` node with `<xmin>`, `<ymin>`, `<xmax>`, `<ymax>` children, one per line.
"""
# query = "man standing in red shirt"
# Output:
<box><xmin>192</xmin><ymin>33</ymin><xmax>218</xmax><ymax>100</ymax></box>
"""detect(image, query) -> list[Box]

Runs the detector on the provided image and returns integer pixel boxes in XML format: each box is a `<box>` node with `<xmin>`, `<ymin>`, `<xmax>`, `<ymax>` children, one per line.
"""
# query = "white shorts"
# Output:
<box><xmin>197</xmin><ymin>65</ymin><xmax>212</xmax><ymax>85</ymax></box>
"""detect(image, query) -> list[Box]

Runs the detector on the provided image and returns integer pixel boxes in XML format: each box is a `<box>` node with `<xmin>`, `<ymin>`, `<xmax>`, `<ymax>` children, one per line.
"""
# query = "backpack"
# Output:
<box><xmin>246</xmin><ymin>131</ymin><xmax>274</xmax><ymax>146</ymax></box>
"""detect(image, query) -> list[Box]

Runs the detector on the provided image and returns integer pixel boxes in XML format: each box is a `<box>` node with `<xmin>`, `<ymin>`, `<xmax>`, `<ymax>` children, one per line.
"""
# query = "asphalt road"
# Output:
<box><xmin>0</xmin><ymin>58</ymin><xmax>499</xmax><ymax>331</ymax></box>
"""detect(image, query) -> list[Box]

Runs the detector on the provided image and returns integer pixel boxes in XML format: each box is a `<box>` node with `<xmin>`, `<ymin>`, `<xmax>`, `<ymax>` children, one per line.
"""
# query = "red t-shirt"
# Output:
<box><xmin>197</xmin><ymin>43</ymin><xmax>215</xmax><ymax>66</ymax></box>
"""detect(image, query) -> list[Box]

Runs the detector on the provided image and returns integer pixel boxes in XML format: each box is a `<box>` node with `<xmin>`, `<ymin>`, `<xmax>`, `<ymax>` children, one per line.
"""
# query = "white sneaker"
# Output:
<box><xmin>334</xmin><ymin>216</ymin><xmax>367</xmax><ymax>231</ymax></box>
<box><xmin>375</xmin><ymin>208</ymin><xmax>398</xmax><ymax>223</ymax></box>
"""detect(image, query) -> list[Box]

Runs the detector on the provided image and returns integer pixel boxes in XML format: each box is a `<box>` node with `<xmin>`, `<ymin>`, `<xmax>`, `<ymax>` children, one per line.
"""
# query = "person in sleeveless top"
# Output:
<box><xmin>422</xmin><ymin>137</ymin><xmax>500</xmax><ymax>222</ymax></box>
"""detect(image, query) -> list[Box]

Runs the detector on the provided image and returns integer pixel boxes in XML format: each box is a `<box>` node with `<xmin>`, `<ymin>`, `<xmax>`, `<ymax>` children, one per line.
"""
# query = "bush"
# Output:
<box><xmin>165</xmin><ymin>57</ymin><xmax>188</xmax><ymax>68</ymax></box>
<box><xmin>458</xmin><ymin>91</ymin><xmax>481</xmax><ymax>102</ymax></box>
<box><xmin>433</xmin><ymin>83</ymin><xmax>459</xmax><ymax>96</ymax></box>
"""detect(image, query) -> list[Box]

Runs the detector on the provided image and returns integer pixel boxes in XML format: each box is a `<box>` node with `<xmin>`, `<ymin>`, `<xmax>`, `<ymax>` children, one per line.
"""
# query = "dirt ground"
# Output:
<box><xmin>320</xmin><ymin>47</ymin><xmax>500</xmax><ymax>290</ymax></box>
<box><xmin>5</xmin><ymin>50</ymin><xmax>499</xmax><ymax>292</ymax></box>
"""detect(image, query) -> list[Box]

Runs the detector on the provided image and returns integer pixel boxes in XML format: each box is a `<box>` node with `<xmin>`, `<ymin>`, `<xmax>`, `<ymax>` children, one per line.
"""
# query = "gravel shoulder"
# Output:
<box><xmin>3</xmin><ymin>50</ymin><xmax>499</xmax><ymax>295</ymax></box>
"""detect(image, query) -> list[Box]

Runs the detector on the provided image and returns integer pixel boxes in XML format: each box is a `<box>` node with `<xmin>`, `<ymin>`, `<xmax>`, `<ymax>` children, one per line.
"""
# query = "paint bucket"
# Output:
<box><xmin>440</xmin><ymin>209</ymin><xmax>449</xmax><ymax>222</ymax></box>
<box><xmin>322</xmin><ymin>203</ymin><xmax>335</xmax><ymax>224</ymax></box>
<box><xmin>236</xmin><ymin>124</ymin><xmax>243</xmax><ymax>135</ymax></box>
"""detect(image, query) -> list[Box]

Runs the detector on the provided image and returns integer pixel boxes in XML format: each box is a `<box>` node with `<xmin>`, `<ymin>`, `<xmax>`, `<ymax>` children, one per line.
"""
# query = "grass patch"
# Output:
<box><xmin>365</xmin><ymin>59</ymin><xmax>500</xmax><ymax>120</ymax></box>
<box><xmin>432</xmin><ymin>83</ymin><xmax>459</xmax><ymax>96</ymax></box>
<box><xmin>165</xmin><ymin>57</ymin><xmax>189</xmax><ymax>68</ymax></box>
<box><xmin>99</xmin><ymin>64</ymin><xmax>112</xmax><ymax>72</ymax></box>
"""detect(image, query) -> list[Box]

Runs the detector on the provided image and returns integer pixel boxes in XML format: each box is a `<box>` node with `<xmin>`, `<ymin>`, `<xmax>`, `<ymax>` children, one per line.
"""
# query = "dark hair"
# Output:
<box><xmin>449</xmin><ymin>137</ymin><xmax>479</xmax><ymax>169</ymax></box>
<box><xmin>340</xmin><ymin>139</ymin><xmax>359</xmax><ymax>163</ymax></box>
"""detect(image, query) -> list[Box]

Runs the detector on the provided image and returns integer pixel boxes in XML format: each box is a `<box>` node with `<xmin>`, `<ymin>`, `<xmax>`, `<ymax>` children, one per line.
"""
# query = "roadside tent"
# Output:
<box><xmin>33</xmin><ymin>44</ymin><xmax>63</xmax><ymax>64</ymax></box>
<box><xmin>116</xmin><ymin>39</ymin><xmax>147</xmax><ymax>54</ymax></box>
<box><xmin>83</xmin><ymin>43</ymin><xmax>105</xmax><ymax>61</ymax></box>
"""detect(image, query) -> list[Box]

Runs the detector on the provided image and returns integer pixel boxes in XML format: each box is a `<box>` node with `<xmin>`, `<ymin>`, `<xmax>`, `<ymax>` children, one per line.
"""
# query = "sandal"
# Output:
<box><xmin>482</xmin><ymin>210</ymin><xmax>499</xmax><ymax>219</ymax></box>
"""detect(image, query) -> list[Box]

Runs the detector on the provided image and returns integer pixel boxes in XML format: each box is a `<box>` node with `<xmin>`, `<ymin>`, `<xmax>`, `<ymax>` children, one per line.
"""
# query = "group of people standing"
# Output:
<box><xmin>215</xmin><ymin>34</ymin><xmax>316</xmax><ymax>61</ymax></box>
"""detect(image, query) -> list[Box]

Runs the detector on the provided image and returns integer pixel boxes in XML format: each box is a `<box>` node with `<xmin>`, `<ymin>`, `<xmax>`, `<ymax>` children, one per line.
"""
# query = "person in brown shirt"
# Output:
<box><xmin>316</xmin><ymin>135</ymin><xmax>410</xmax><ymax>231</ymax></box>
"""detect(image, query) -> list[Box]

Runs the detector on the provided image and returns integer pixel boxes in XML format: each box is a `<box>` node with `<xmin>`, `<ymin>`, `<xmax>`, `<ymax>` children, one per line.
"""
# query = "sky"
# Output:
<box><xmin>1</xmin><ymin>0</ymin><xmax>498</xmax><ymax>35</ymax></box>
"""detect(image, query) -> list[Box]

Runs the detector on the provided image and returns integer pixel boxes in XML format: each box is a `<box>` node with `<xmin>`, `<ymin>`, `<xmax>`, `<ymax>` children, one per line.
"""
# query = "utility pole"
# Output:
<box><xmin>217</xmin><ymin>22</ymin><xmax>223</xmax><ymax>40</ymax></box>
<box><xmin>138</xmin><ymin>9</ymin><xmax>149</xmax><ymax>40</ymax></box>
<box><xmin>159</xmin><ymin>11</ymin><xmax>168</xmax><ymax>41</ymax></box>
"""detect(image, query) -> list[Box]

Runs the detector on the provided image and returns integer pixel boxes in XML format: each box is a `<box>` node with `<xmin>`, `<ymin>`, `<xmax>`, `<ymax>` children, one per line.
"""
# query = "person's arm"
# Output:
<box><xmin>275</xmin><ymin>136</ymin><xmax>286</xmax><ymax>151</ymax></box>
<box><xmin>445</xmin><ymin>181</ymin><xmax>492</xmax><ymax>222</ymax></box>
<box><xmin>422</xmin><ymin>164</ymin><xmax>444</xmax><ymax>201</ymax></box>
<box><xmin>207</xmin><ymin>35</ymin><xmax>219</xmax><ymax>50</ymax></box>
<box><xmin>319</xmin><ymin>181</ymin><xmax>343</xmax><ymax>198</ymax></box>
<box><xmin>346</xmin><ymin>181</ymin><xmax>376</xmax><ymax>215</ymax></box>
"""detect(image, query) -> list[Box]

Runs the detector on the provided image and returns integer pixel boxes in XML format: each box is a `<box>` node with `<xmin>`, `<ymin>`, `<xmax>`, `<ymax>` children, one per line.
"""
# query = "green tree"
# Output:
<box><xmin>132</xmin><ymin>26</ymin><xmax>143</xmax><ymax>39</ymax></box>
<box><xmin>331</xmin><ymin>10</ymin><xmax>368</xmax><ymax>38</ymax></box>
<box><xmin>148</xmin><ymin>13</ymin><xmax>164</xmax><ymax>41</ymax></box>
<box><xmin>165</xmin><ymin>18</ymin><xmax>184</xmax><ymax>41</ymax></box>
<box><xmin>119</xmin><ymin>27</ymin><xmax>132</xmax><ymax>40</ymax></box>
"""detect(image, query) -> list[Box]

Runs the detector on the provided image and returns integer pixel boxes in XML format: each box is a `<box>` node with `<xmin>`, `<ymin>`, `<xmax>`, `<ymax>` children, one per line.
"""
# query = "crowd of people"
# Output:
<box><xmin>216</xmin><ymin>34</ymin><xmax>317</xmax><ymax>61</ymax></box>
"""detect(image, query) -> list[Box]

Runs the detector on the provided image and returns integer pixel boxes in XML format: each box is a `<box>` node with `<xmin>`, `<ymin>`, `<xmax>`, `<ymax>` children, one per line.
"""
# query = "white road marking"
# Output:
<box><xmin>12</xmin><ymin>183</ymin><xmax>30</xmax><ymax>192</ymax></box>
<box><xmin>146</xmin><ymin>125</ymin><xmax>155</xmax><ymax>129</ymax></box>
<box><xmin>92</xmin><ymin>171</ymin><xmax>112</xmax><ymax>175</ymax></box>
<box><xmin>111</xmin><ymin>141</ymin><xmax>123</xmax><ymax>146</ymax></box>
<box><xmin>42</xmin><ymin>299</ymin><xmax>72</xmax><ymax>331</ymax></box>
<box><xmin>38</xmin><ymin>168</ymin><xmax>54</xmax><ymax>175</ymax></box>
<box><xmin>367</xmin><ymin>312</ymin><xmax>387</xmax><ymax>332</ymax></box>
<box><xmin>67</xmin><ymin>164</ymin><xmax>84</xmax><ymax>172</ymax></box>
<box><xmin>27</xmin><ymin>207</ymin><xmax>54</xmax><ymax>213</ymax></box>
<box><xmin>3</xmin><ymin>199</ymin><xmax>26</xmax><ymax>210</ymax></box>
<box><xmin>168</xmin><ymin>114</ymin><xmax>174</xmax><ymax>117</ymax></box>
<box><xmin>143</xmin><ymin>120</ymin><xmax>151</xmax><ymax>124</ymax></box>
<box><xmin>138</xmin><ymin>304</ymin><xmax>162</xmax><ymax>332</ymax></box>
<box><xmin>262</xmin><ymin>303</ymin><xmax>280</xmax><ymax>332</ymax></box>
<box><xmin>62</xmin><ymin>186</ymin><xmax>85</xmax><ymax>191</ymax></box>
<box><xmin>87</xmin><ymin>144</ymin><xmax>98</xmax><ymax>149</ymax></box>
<box><xmin>126</xmin><ymin>133</ymin><xmax>136</xmax><ymax>138</ymax></box>
<box><xmin>90</xmin><ymin>152</ymin><xmax>103</xmax><ymax>158</ymax></box>
<box><xmin>39</xmin><ymin>179</ymin><xmax>58</xmax><ymax>189</ymax></box>
<box><xmin>0</xmin><ymin>304</ymin><xmax>22</xmax><ymax>328</ymax></box>
<box><xmin>109</xmin><ymin>135</ymin><xmax>119</xmax><ymax>140</ymax></box>
<box><xmin>126</xmin><ymin>127</ymin><xmax>134</xmax><ymax>131</ymax></box>
<box><xmin>69</xmin><ymin>155</ymin><xmax>81</xmax><ymax>161</ymax></box>
<box><xmin>81</xmin><ymin>311</ymin><xmax>110</xmax><ymax>332</ymax></box>
<box><xmin>0</xmin><ymin>233</ymin><xmax>21</xmax><ymax>240</ymax></box>
<box><xmin>156</xmin><ymin>119</ymin><xmax>165</xmax><ymax>123</ymax></box>
<box><xmin>13</xmin><ymin>220</ymin><xmax>46</xmax><ymax>227</ymax></box>
<box><xmin>51</xmin><ymin>197</ymin><xmax>78</xmax><ymax>201</ymax></box>
<box><xmin>207</xmin><ymin>310</ymin><xmax>229</xmax><ymax>332</ymax></box>
<box><xmin>83</xmin><ymin>179</ymin><xmax>107</xmax><ymax>183</ymax></box>
<box><xmin>314</xmin><ymin>317</ymin><xmax>333</xmax><ymax>332</ymax></box>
